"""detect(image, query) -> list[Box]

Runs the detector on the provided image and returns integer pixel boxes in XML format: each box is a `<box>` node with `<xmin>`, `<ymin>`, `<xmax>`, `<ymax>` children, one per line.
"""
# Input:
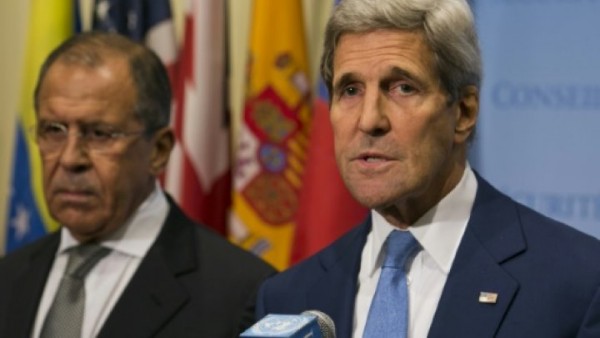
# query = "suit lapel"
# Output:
<box><xmin>427</xmin><ymin>230</ymin><xmax>520</xmax><ymax>337</ymax></box>
<box><xmin>6</xmin><ymin>235</ymin><xmax>59</xmax><ymax>337</ymax></box>
<box><xmin>307</xmin><ymin>218</ymin><xmax>370</xmax><ymax>338</ymax></box>
<box><xmin>428</xmin><ymin>175</ymin><xmax>526</xmax><ymax>337</ymax></box>
<box><xmin>98</xmin><ymin>201</ymin><xmax>196</xmax><ymax>338</ymax></box>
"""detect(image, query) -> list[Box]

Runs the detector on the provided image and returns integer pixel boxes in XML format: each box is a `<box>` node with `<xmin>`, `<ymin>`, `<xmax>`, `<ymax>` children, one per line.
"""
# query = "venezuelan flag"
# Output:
<box><xmin>5</xmin><ymin>0</ymin><xmax>73</xmax><ymax>253</ymax></box>
<box><xmin>231</xmin><ymin>0</ymin><xmax>311</xmax><ymax>270</ymax></box>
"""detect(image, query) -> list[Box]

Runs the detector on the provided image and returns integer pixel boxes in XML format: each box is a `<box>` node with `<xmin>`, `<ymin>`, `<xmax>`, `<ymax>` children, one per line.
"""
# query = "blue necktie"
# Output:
<box><xmin>363</xmin><ymin>230</ymin><xmax>418</xmax><ymax>338</ymax></box>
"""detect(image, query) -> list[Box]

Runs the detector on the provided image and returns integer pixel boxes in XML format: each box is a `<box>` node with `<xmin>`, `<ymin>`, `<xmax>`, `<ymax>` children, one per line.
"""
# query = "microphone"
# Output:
<box><xmin>240</xmin><ymin>310</ymin><xmax>336</xmax><ymax>338</ymax></box>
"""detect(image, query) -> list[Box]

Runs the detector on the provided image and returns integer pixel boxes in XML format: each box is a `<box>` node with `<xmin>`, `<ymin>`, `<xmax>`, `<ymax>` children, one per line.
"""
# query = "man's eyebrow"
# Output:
<box><xmin>332</xmin><ymin>66</ymin><xmax>428</xmax><ymax>93</ymax></box>
<box><xmin>332</xmin><ymin>72</ymin><xmax>358</xmax><ymax>93</ymax></box>
<box><xmin>386</xmin><ymin>66</ymin><xmax>426</xmax><ymax>88</ymax></box>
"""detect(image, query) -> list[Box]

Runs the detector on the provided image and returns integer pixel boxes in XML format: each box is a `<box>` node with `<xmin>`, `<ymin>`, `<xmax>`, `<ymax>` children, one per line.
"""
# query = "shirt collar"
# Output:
<box><xmin>368</xmin><ymin>164</ymin><xmax>478</xmax><ymax>275</ymax></box>
<box><xmin>59</xmin><ymin>181</ymin><xmax>169</xmax><ymax>258</ymax></box>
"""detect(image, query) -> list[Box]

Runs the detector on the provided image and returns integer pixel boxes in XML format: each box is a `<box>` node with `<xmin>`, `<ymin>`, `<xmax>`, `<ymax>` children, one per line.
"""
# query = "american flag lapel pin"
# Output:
<box><xmin>479</xmin><ymin>292</ymin><xmax>498</xmax><ymax>304</ymax></box>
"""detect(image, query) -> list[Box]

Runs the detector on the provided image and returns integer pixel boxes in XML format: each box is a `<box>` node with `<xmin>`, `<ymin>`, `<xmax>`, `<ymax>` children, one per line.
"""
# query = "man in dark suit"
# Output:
<box><xmin>256</xmin><ymin>0</ymin><xmax>600</xmax><ymax>337</ymax></box>
<box><xmin>0</xmin><ymin>32</ymin><xmax>275</xmax><ymax>338</ymax></box>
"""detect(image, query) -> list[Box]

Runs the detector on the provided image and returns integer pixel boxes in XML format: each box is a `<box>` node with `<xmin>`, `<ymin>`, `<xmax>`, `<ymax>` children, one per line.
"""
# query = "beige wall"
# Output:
<box><xmin>0</xmin><ymin>0</ymin><xmax>332</xmax><ymax>255</ymax></box>
<box><xmin>0</xmin><ymin>1</ymin><xmax>29</xmax><ymax>254</ymax></box>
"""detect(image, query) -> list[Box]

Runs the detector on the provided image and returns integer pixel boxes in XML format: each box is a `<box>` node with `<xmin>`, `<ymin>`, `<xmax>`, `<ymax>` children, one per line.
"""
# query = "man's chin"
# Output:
<box><xmin>346</xmin><ymin>183</ymin><xmax>390</xmax><ymax>207</ymax></box>
<box><xmin>52</xmin><ymin>209</ymin><xmax>100</xmax><ymax>230</ymax></box>
<box><xmin>350</xmin><ymin>192</ymin><xmax>392</xmax><ymax>210</ymax></box>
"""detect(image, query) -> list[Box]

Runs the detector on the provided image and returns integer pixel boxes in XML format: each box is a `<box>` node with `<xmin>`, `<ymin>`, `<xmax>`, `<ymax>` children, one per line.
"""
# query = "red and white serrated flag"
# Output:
<box><xmin>163</xmin><ymin>0</ymin><xmax>230</xmax><ymax>235</ymax></box>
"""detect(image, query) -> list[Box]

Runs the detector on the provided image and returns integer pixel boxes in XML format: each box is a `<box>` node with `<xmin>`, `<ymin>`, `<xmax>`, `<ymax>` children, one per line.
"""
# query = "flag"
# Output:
<box><xmin>89</xmin><ymin>0</ymin><xmax>177</xmax><ymax>78</ymax></box>
<box><xmin>291</xmin><ymin>0</ymin><xmax>368</xmax><ymax>264</ymax></box>
<box><xmin>91</xmin><ymin>0</ymin><xmax>230</xmax><ymax>235</ymax></box>
<box><xmin>90</xmin><ymin>0</ymin><xmax>177</xmax><ymax>69</ymax></box>
<box><xmin>5</xmin><ymin>1</ymin><xmax>73</xmax><ymax>253</ymax></box>
<box><xmin>230</xmin><ymin>0</ymin><xmax>312</xmax><ymax>270</ymax></box>
<box><xmin>163</xmin><ymin>0</ymin><xmax>230</xmax><ymax>235</ymax></box>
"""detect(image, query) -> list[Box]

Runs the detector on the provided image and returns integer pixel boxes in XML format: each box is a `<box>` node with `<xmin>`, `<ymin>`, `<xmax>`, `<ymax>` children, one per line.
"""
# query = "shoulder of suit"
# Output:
<box><xmin>263</xmin><ymin>221</ymin><xmax>368</xmax><ymax>286</ymax></box>
<box><xmin>0</xmin><ymin>233</ymin><xmax>59</xmax><ymax>267</ymax></box>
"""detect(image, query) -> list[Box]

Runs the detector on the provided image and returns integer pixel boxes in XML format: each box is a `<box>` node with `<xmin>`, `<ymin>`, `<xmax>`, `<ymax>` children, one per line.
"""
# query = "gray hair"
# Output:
<box><xmin>34</xmin><ymin>31</ymin><xmax>171</xmax><ymax>135</ymax></box>
<box><xmin>321</xmin><ymin>0</ymin><xmax>481</xmax><ymax>103</ymax></box>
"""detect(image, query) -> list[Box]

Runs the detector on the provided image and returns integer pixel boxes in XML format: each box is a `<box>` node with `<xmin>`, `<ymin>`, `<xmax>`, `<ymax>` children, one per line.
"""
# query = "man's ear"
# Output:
<box><xmin>454</xmin><ymin>85</ymin><xmax>479</xmax><ymax>144</ymax></box>
<box><xmin>149</xmin><ymin>127</ymin><xmax>175</xmax><ymax>175</ymax></box>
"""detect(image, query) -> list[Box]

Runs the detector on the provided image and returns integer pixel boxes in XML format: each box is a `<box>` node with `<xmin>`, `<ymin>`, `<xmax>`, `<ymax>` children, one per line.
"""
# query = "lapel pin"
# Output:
<box><xmin>478</xmin><ymin>292</ymin><xmax>498</xmax><ymax>304</ymax></box>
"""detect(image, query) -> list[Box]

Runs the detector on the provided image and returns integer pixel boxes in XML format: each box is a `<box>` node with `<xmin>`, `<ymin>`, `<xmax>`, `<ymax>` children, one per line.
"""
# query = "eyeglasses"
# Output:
<box><xmin>34</xmin><ymin>121</ymin><xmax>146</xmax><ymax>155</ymax></box>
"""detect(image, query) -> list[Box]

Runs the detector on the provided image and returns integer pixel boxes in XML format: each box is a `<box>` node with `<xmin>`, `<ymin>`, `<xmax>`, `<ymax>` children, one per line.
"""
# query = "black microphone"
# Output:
<box><xmin>240</xmin><ymin>310</ymin><xmax>336</xmax><ymax>338</ymax></box>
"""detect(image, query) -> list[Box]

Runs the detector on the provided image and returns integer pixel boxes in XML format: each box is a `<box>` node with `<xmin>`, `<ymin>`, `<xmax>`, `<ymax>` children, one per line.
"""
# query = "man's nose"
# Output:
<box><xmin>57</xmin><ymin>132</ymin><xmax>92</xmax><ymax>169</ymax></box>
<box><xmin>358</xmin><ymin>89</ymin><xmax>390</xmax><ymax>136</ymax></box>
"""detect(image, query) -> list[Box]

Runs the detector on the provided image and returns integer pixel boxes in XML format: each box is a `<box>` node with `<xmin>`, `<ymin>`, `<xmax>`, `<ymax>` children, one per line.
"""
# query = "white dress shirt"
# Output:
<box><xmin>32</xmin><ymin>182</ymin><xmax>169</xmax><ymax>338</ymax></box>
<box><xmin>353</xmin><ymin>165</ymin><xmax>478</xmax><ymax>338</ymax></box>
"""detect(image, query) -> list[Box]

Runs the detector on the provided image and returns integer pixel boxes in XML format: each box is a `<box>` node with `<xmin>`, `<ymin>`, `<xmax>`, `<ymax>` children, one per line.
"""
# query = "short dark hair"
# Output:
<box><xmin>34</xmin><ymin>31</ymin><xmax>171</xmax><ymax>135</ymax></box>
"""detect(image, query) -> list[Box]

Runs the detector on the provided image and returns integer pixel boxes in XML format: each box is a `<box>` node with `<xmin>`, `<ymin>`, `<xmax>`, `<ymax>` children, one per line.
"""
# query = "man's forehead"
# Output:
<box><xmin>332</xmin><ymin>30</ymin><xmax>436</xmax><ymax>79</ymax></box>
<box><xmin>43</xmin><ymin>53</ymin><xmax>133</xmax><ymax>88</ymax></box>
<box><xmin>37</xmin><ymin>60</ymin><xmax>138</xmax><ymax>124</ymax></box>
<box><xmin>334</xmin><ymin>30</ymin><xmax>431</xmax><ymax>63</ymax></box>
<box><xmin>335</xmin><ymin>29</ymin><xmax>428</xmax><ymax>50</ymax></box>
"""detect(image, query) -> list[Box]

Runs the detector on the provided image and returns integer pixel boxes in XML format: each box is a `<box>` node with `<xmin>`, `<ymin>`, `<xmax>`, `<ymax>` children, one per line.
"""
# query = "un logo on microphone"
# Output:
<box><xmin>241</xmin><ymin>313</ymin><xmax>321</xmax><ymax>337</ymax></box>
<box><xmin>256</xmin><ymin>315</ymin><xmax>309</xmax><ymax>334</ymax></box>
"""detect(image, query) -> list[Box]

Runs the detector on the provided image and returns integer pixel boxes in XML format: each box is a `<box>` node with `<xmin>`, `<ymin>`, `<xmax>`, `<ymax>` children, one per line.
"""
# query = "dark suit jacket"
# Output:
<box><xmin>256</xmin><ymin>175</ymin><xmax>600</xmax><ymax>338</ymax></box>
<box><xmin>0</xmin><ymin>199</ymin><xmax>276</xmax><ymax>338</ymax></box>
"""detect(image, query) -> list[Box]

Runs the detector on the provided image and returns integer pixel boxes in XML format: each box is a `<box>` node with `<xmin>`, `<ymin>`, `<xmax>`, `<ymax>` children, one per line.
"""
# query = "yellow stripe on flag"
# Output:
<box><xmin>246</xmin><ymin>1</ymin><xmax>309</xmax><ymax>107</ymax></box>
<box><xmin>20</xmin><ymin>0</ymin><xmax>73</xmax><ymax>233</ymax></box>
<box><xmin>232</xmin><ymin>0</ymin><xmax>311</xmax><ymax>270</ymax></box>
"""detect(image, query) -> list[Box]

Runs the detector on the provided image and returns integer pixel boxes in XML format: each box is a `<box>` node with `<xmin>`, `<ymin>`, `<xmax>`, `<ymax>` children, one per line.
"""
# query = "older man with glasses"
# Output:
<box><xmin>0</xmin><ymin>31</ymin><xmax>275</xmax><ymax>338</ymax></box>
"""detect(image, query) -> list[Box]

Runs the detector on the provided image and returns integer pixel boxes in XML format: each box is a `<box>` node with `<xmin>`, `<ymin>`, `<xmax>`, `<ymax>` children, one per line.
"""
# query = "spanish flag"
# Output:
<box><xmin>5</xmin><ymin>0</ymin><xmax>72</xmax><ymax>252</ymax></box>
<box><xmin>231</xmin><ymin>0</ymin><xmax>311</xmax><ymax>270</ymax></box>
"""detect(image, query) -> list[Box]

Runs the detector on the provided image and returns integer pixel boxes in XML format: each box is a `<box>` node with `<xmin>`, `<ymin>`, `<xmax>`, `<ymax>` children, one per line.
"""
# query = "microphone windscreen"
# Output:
<box><xmin>301</xmin><ymin>310</ymin><xmax>335</xmax><ymax>338</ymax></box>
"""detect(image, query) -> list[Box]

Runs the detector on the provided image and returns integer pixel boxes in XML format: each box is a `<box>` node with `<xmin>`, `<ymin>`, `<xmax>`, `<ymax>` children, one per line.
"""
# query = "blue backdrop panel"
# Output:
<box><xmin>471</xmin><ymin>0</ymin><xmax>600</xmax><ymax>238</ymax></box>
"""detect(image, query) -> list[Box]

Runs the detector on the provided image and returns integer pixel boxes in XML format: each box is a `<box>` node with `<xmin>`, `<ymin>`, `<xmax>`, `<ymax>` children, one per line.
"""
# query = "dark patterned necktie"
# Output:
<box><xmin>40</xmin><ymin>244</ymin><xmax>111</xmax><ymax>338</ymax></box>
